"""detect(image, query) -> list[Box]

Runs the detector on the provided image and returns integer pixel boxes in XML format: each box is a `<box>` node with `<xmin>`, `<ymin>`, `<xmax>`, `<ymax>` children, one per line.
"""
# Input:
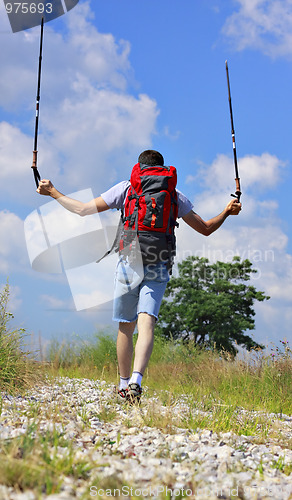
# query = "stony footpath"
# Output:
<box><xmin>0</xmin><ymin>377</ymin><xmax>291</xmax><ymax>500</ymax></box>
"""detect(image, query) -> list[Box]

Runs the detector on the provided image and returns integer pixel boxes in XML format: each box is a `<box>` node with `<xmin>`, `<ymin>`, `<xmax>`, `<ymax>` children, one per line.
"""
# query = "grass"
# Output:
<box><xmin>0</xmin><ymin>422</ymin><xmax>92</xmax><ymax>496</ymax></box>
<box><xmin>147</xmin><ymin>337</ymin><xmax>292</xmax><ymax>415</ymax></box>
<box><xmin>97</xmin><ymin>405</ymin><xmax>118</xmax><ymax>424</ymax></box>
<box><xmin>43</xmin><ymin>331</ymin><xmax>292</xmax><ymax>448</ymax></box>
<box><xmin>46</xmin><ymin>333</ymin><xmax>292</xmax><ymax>416</ymax></box>
<box><xmin>141</xmin><ymin>398</ymin><xmax>273</xmax><ymax>442</ymax></box>
<box><xmin>271</xmin><ymin>455</ymin><xmax>292</xmax><ymax>476</ymax></box>
<box><xmin>0</xmin><ymin>283</ymin><xmax>291</xmax><ymax>496</ymax></box>
<box><xmin>0</xmin><ymin>282</ymin><xmax>44</xmax><ymax>393</ymax></box>
<box><xmin>46</xmin><ymin>333</ymin><xmax>118</xmax><ymax>381</ymax></box>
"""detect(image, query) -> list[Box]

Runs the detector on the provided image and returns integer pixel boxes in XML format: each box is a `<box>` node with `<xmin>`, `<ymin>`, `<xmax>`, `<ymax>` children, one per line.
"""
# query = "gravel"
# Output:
<box><xmin>0</xmin><ymin>377</ymin><xmax>291</xmax><ymax>500</ymax></box>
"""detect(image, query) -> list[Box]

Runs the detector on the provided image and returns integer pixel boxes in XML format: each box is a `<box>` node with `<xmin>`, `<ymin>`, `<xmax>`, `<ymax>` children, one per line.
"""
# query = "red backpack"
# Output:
<box><xmin>120</xmin><ymin>162</ymin><xmax>178</xmax><ymax>270</ymax></box>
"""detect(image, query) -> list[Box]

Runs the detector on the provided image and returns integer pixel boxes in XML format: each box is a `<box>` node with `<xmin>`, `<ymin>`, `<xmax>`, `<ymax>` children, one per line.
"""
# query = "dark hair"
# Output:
<box><xmin>138</xmin><ymin>150</ymin><xmax>164</xmax><ymax>166</ymax></box>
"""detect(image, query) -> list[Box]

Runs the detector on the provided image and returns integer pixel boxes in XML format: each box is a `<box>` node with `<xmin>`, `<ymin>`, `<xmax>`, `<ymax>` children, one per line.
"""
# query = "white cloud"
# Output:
<box><xmin>162</xmin><ymin>126</ymin><xmax>181</xmax><ymax>141</ymax></box>
<box><xmin>178</xmin><ymin>151</ymin><xmax>292</xmax><ymax>346</ymax></box>
<box><xmin>239</xmin><ymin>153</ymin><xmax>286</xmax><ymax>190</ymax></box>
<box><xmin>0</xmin><ymin>122</ymin><xmax>56</xmax><ymax>204</ymax></box>
<box><xmin>0</xmin><ymin>122</ymin><xmax>31</xmax><ymax>181</ymax></box>
<box><xmin>222</xmin><ymin>0</ymin><xmax>292</xmax><ymax>58</ymax></box>
<box><xmin>65</xmin><ymin>2</ymin><xmax>132</xmax><ymax>90</ymax></box>
<box><xmin>186</xmin><ymin>152</ymin><xmax>286</xmax><ymax>222</ymax></box>
<box><xmin>0</xmin><ymin>1</ymin><xmax>132</xmax><ymax>108</ymax></box>
<box><xmin>192</xmin><ymin>152</ymin><xmax>285</xmax><ymax>194</ymax></box>
<box><xmin>181</xmin><ymin>152</ymin><xmax>288</xmax><ymax>264</ymax></box>
<box><xmin>0</xmin><ymin>210</ymin><xmax>28</xmax><ymax>273</ymax></box>
<box><xmin>0</xmin><ymin>0</ymin><xmax>159</xmax><ymax>200</ymax></box>
<box><xmin>42</xmin><ymin>88</ymin><xmax>158</xmax><ymax>190</ymax></box>
<box><xmin>40</xmin><ymin>294</ymin><xmax>74</xmax><ymax>310</ymax></box>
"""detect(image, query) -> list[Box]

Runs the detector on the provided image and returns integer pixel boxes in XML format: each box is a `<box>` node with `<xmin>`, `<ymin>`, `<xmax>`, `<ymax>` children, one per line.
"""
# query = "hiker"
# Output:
<box><xmin>37</xmin><ymin>150</ymin><xmax>241</xmax><ymax>403</ymax></box>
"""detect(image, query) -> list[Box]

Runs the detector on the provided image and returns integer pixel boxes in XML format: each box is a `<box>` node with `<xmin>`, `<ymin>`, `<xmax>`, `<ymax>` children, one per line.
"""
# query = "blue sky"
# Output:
<box><xmin>0</xmin><ymin>0</ymin><xmax>291</xmax><ymax>354</ymax></box>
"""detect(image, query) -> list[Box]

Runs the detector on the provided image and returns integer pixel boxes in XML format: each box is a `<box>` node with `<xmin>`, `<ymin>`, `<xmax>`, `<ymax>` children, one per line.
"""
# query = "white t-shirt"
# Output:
<box><xmin>101</xmin><ymin>180</ymin><xmax>193</xmax><ymax>219</ymax></box>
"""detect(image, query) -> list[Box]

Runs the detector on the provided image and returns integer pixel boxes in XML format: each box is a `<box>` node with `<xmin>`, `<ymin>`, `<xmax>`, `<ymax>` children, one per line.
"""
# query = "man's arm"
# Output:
<box><xmin>182</xmin><ymin>199</ymin><xmax>241</xmax><ymax>236</ymax></box>
<box><xmin>37</xmin><ymin>179</ymin><xmax>110</xmax><ymax>215</ymax></box>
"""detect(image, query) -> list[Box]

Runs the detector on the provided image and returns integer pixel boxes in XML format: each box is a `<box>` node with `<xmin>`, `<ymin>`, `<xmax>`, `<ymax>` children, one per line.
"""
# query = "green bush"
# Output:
<box><xmin>0</xmin><ymin>282</ymin><xmax>40</xmax><ymax>391</ymax></box>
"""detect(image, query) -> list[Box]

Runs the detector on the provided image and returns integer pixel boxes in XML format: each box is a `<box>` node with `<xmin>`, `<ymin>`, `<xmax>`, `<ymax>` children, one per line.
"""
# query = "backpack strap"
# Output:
<box><xmin>96</xmin><ymin>213</ymin><xmax>124</xmax><ymax>263</ymax></box>
<box><xmin>123</xmin><ymin>186</ymin><xmax>140</xmax><ymax>229</ymax></box>
<box><xmin>164</xmin><ymin>190</ymin><xmax>179</xmax><ymax>274</ymax></box>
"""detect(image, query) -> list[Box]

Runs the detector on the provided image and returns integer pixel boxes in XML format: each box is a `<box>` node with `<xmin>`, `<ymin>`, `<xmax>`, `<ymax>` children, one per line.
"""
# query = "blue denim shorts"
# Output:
<box><xmin>112</xmin><ymin>258</ymin><xmax>170</xmax><ymax>323</ymax></box>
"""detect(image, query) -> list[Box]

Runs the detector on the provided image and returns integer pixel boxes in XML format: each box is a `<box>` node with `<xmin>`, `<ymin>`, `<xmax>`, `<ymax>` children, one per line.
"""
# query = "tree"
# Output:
<box><xmin>156</xmin><ymin>256</ymin><xmax>269</xmax><ymax>355</ymax></box>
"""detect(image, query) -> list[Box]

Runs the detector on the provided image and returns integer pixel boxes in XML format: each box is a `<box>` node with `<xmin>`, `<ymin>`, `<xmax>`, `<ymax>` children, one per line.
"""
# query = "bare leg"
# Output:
<box><xmin>133</xmin><ymin>313</ymin><xmax>156</xmax><ymax>374</ymax></box>
<box><xmin>117</xmin><ymin>321</ymin><xmax>136</xmax><ymax>378</ymax></box>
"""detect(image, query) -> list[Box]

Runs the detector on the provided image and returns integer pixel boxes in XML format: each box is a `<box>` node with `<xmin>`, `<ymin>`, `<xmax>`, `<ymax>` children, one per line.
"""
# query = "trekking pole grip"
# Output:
<box><xmin>31</xmin><ymin>150</ymin><xmax>38</xmax><ymax>170</ymax></box>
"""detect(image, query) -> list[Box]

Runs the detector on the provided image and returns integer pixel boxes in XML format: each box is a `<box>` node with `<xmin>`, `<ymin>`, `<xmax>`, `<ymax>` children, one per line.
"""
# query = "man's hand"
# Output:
<box><xmin>37</xmin><ymin>179</ymin><xmax>55</xmax><ymax>196</ymax></box>
<box><xmin>225</xmin><ymin>198</ymin><xmax>242</xmax><ymax>215</ymax></box>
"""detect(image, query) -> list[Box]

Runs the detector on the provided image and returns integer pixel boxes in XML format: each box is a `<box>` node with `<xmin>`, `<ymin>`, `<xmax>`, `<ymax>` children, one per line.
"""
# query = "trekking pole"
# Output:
<box><xmin>225</xmin><ymin>60</ymin><xmax>241</xmax><ymax>203</ymax></box>
<box><xmin>31</xmin><ymin>17</ymin><xmax>44</xmax><ymax>188</ymax></box>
